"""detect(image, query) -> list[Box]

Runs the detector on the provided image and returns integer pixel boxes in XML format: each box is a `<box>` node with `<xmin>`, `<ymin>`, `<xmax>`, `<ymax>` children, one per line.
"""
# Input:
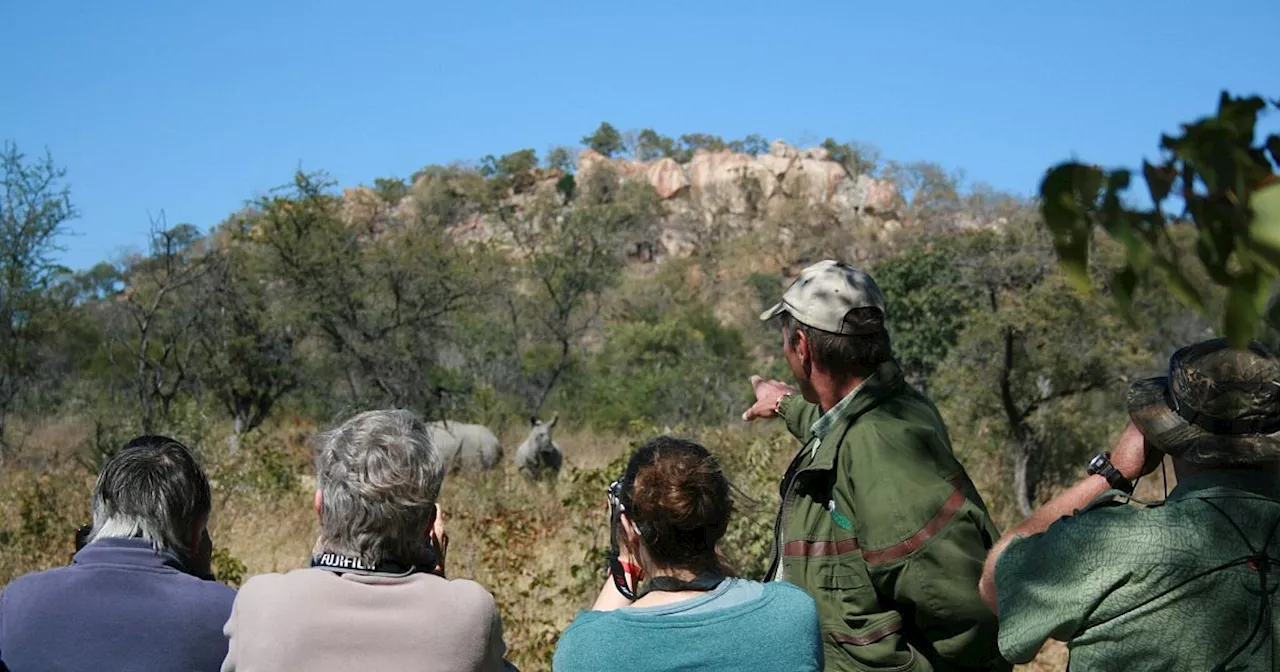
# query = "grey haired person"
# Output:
<box><xmin>220</xmin><ymin>409</ymin><xmax>518</xmax><ymax>672</ymax></box>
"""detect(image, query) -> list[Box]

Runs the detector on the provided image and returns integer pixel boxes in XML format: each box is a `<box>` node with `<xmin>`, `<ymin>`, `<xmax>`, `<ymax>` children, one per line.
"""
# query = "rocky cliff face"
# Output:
<box><xmin>578</xmin><ymin>139</ymin><xmax>900</xmax><ymax>221</ymax></box>
<box><xmin>342</xmin><ymin>139</ymin><xmax>905</xmax><ymax>261</ymax></box>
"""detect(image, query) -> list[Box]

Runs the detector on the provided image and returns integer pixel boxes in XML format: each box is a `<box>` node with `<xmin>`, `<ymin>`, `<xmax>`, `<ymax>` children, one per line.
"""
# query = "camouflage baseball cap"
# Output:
<box><xmin>759</xmin><ymin>260</ymin><xmax>886</xmax><ymax>334</ymax></box>
<box><xmin>1128</xmin><ymin>338</ymin><xmax>1280</xmax><ymax>465</ymax></box>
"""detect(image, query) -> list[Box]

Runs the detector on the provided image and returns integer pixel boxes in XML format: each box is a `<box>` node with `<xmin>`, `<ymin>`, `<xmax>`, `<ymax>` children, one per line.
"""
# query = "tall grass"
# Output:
<box><xmin>0</xmin><ymin>416</ymin><xmax>1082</xmax><ymax>671</ymax></box>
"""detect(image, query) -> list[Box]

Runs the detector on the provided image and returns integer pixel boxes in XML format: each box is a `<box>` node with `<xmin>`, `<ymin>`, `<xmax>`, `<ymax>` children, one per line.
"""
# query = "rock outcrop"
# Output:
<box><xmin>343</xmin><ymin>139</ymin><xmax>905</xmax><ymax>262</ymax></box>
<box><xmin>577</xmin><ymin>139</ymin><xmax>901</xmax><ymax>226</ymax></box>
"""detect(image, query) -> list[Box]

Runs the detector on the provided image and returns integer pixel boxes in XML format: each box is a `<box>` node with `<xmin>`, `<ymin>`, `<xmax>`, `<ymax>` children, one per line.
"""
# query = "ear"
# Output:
<box><xmin>190</xmin><ymin>517</ymin><xmax>208</xmax><ymax>554</ymax></box>
<box><xmin>428</xmin><ymin>503</ymin><xmax>443</xmax><ymax>535</ymax></box>
<box><xmin>619</xmin><ymin>512</ymin><xmax>643</xmax><ymax>551</ymax></box>
<box><xmin>530</xmin><ymin>416</ymin><xmax>538</xmax><ymax>427</ymax></box>
<box><xmin>795</xmin><ymin>328</ymin><xmax>811</xmax><ymax>367</ymax></box>
<box><xmin>549</xmin><ymin>413</ymin><xmax>559</xmax><ymax>428</ymax></box>
<box><xmin>314</xmin><ymin>489</ymin><xmax>323</xmax><ymax>517</ymax></box>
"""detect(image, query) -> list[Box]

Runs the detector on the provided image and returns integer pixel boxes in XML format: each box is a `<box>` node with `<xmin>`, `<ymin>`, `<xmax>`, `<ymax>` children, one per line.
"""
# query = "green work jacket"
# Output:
<box><xmin>767</xmin><ymin>360</ymin><xmax>1008</xmax><ymax>671</ymax></box>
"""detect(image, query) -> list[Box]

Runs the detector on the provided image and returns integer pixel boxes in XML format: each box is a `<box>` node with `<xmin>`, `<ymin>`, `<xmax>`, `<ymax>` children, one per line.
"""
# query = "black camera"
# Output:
<box><xmin>606</xmin><ymin>479</ymin><xmax>637</xmax><ymax>600</ymax></box>
<box><xmin>74</xmin><ymin>524</ymin><xmax>93</xmax><ymax>552</ymax></box>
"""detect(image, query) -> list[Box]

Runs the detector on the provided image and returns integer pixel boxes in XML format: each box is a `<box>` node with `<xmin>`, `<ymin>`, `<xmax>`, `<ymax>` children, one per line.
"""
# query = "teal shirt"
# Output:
<box><xmin>553</xmin><ymin>580</ymin><xmax>822</xmax><ymax>672</ymax></box>
<box><xmin>996</xmin><ymin>470</ymin><xmax>1280</xmax><ymax>671</ymax></box>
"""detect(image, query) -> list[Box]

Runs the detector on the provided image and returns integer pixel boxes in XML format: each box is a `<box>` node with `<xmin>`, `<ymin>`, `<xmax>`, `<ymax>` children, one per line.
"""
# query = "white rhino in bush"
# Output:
<box><xmin>425</xmin><ymin>420</ymin><xmax>503</xmax><ymax>471</ymax></box>
<box><xmin>515</xmin><ymin>414</ymin><xmax>563</xmax><ymax>480</ymax></box>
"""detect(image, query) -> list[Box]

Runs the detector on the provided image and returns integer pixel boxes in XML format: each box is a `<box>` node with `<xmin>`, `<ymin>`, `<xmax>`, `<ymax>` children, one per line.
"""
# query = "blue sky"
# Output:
<box><xmin>2</xmin><ymin>0</ymin><xmax>1276</xmax><ymax>271</ymax></box>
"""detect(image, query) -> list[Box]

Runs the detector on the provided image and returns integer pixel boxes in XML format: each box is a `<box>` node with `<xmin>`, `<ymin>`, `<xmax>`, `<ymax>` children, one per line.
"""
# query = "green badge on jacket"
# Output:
<box><xmin>829</xmin><ymin>501</ymin><xmax>853</xmax><ymax>531</ymax></box>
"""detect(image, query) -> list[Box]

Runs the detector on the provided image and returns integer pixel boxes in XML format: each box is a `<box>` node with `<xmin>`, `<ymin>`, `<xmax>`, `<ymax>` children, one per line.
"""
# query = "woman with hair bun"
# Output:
<box><xmin>553</xmin><ymin>436</ymin><xmax>822</xmax><ymax>671</ymax></box>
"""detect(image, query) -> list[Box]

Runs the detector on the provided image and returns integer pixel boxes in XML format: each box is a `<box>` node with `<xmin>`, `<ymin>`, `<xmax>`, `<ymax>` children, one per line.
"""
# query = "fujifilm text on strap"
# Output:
<box><xmin>311</xmin><ymin>553</ymin><xmax>421</xmax><ymax>578</ymax></box>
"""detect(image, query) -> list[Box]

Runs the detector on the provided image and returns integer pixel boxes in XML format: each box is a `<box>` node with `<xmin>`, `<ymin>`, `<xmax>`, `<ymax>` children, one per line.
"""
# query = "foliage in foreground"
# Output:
<box><xmin>1040</xmin><ymin>92</ymin><xmax>1280</xmax><ymax>346</ymax></box>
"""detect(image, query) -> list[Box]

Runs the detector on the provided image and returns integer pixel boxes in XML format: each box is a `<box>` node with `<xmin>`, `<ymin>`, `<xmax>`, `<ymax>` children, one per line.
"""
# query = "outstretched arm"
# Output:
<box><xmin>978</xmin><ymin>423</ymin><xmax>1156</xmax><ymax>612</ymax></box>
<box><xmin>742</xmin><ymin>376</ymin><xmax>821</xmax><ymax>443</ymax></box>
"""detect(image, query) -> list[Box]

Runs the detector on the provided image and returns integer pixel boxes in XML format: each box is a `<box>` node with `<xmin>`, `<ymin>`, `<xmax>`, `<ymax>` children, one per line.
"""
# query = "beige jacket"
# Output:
<box><xmin>221</xmin><ymin>568</ymin><xmax>517</xmax><ymax>672</ymax></box>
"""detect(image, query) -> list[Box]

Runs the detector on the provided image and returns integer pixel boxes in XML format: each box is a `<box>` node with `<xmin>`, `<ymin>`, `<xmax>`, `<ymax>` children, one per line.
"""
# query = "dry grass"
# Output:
<box><xmin>0</xmin><ymin>418</ymin><xmax>1078</xmax><ymax>672</ymax></box>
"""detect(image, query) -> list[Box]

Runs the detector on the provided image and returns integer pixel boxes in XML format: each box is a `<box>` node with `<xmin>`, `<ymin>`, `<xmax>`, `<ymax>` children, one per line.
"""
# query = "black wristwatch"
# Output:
<box><xmin>1086</xmin><ymin>452</ymin><xmax>1134</xmax><ymax>494</ymax></box>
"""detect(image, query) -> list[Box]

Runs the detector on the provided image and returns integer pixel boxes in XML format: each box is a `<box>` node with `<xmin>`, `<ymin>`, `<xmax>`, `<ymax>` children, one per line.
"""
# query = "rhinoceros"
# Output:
<box><xmin>515</xmin><ymin>414</ymin><xmax>563</xmax><ymax>480</ymax></box>
<box><xmin>424</xmin><ymin>420</ymin><xmax>503</xmax><ymax>471</ymax></box>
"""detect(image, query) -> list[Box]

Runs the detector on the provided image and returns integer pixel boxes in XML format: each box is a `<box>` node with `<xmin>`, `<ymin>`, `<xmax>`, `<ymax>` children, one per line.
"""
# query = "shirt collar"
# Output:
<box><xmin>1167</xmin><ymin>468</ymin><xmax>1280</xmax><ymax>502</ymax></box>
<box><xmin>73</xmin><ymin>536</ymin><xmax>190</xmax><ymax>572</ymax></box>
<box><xmin>810</xmin><ymin>379</ymin><xmax>869</xmax><ymax>441</ymax></box>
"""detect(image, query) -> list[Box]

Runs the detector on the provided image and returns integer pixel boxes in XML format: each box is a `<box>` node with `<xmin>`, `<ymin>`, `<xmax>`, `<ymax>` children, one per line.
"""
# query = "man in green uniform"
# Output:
<box><xmin>744</xmin><ymin>260</ymin><xmax>1007</xmax><ymax>671</ymax></box>
<box><xmin>980</xmin><ymin>338</ymin><xmax>1280</xmax><ymax>670</ymax></box>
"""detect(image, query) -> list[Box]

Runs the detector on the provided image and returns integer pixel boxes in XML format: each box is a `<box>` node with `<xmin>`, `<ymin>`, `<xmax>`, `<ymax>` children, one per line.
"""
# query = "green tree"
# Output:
<box><xmin>0</xmin><ymin>143</ymin><xmax>75</xmax><ymax>448</ymax></box>
<box><xmin>404</xmin><ymin>165</ymin><xmax>478</xmax><ymax>230</ymax></box>
<box><xmin>371</xmin><ymin>177</ymin><xmax>408</xmax><ymax>205</ymax></box>
<box><xmin>635</xmin><ymin>129</ymin><xmax>678</xmax><ymax>161</ymax></box>
<box><xmin>247</xmin><ymin>171</ymin><xmax>475</xmax><ymax>413</ymax></box>
<box><xmin>481</xmin><ymin>149</ymin><xmax>540</xmax><ymax>195</ymax></box>
<box><xmin>117</xmin><ymin>220</ymin><xmax>213</xmax><ymax>434</ymax></box>
<box><xmin>933</xmin><ymin>224</ymin><xmax>1150</xmax><ymax>516</ymax></box>
<box><xmin>728</xmin><ymin>134</ymin><xmax>769</xmax><ymax>156</ymax></box>
<box><xmin>582</xmin><ymin>122</ymin><xmax>624</xmax><ymax>158</ymax></box>
<box><xmin>1040</xmin><ymin>92</ymin><xmax>1280</xmax><ymax>346</ymax></box>
<box><xmin>572</xmin><ymin>264</ymin><xmax>749</xmax><ymax>429</ymax></box>
<box><xmin>872</xmin><ymin>236</ymin><xmax>980</xmax><ymax>391</ymax></box>
<box><xmin>545</xmin><ymin>146</ymin><xmax>575</xmax><ymax>173</ymax></box>
<box><xmin>492</xmin><ymin>171</ymin><xmax>658</xmax><ymax>415</ymax></box>
<box><xmin>821</xmin><ymin>138</ymin><xmax>881</xmax><ymax>177</ymax></box>
<box><xmin>195</xmin><ymin>238</ymin><xmax>298</xmax><ymax>441</ymax></box>
<box><xmin>675</xmin><ymin>133</ymin><xmax>727</xmax><ymax>162</ymax></box>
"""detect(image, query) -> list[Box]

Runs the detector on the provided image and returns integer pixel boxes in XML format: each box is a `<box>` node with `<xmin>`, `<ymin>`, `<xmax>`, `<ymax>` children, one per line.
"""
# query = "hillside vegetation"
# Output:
<box><xmin>0</xmin><ymin>124</ymin><xmax>1222</xmax><ymax>671</ymax></box>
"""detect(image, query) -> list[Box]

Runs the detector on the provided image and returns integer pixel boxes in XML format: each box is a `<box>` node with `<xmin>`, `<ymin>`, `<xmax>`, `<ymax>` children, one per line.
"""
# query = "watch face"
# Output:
<box><xmin>1087</xmin><ymin>454</ymin><xmax>1107</xmax><ymax>474</ymax></box>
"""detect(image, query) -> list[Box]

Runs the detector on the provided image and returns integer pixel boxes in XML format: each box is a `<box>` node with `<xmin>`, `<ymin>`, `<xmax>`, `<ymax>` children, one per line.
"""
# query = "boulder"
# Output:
<box><xmin>341</xmin><ymin>186</ymin><xmax>394</xmax><ymax>233</ymax></box>
<box><xmin>756</xmin><ymin>153</ymin><xmax>793</xmax><ymax>179</ymax></box>
<box><xmin>578</xmin><ymin>148</ymin><xmax>648</xmax><ymax>180</ymax></box>
<box><xmin>862</xmin><ymin>175</ymin><xmax>900</xmax><ymax>213</ymax></box>
<box><xmin>445</xmin><ymin>214</ymin><xmax>494</xmax><ymax>243</ymax></box>
<box><xmin>646</xmin><ymin>158</ymin><xmax>689</xmax><ymax>200</ymax></box>
<box><xmin>616</xmin><ymin>159</ymin><xmax>650</xmax><ymax>179</ymax></box>
<box><xmin>688</xmin><ymin>150</ymin><xmax>756</xmax><ymax>213</ymax></box>
<box><xmin>659</xmin><ymin>228</ymin><xmax>698</xmax><ymax>259</ymax></box>
<box><xmin>782</xmin><ymin>158</ymin><xmax>845</xmax><ymax>204</ymax></box>
<box><xmin>576</xmin><ymin>148</ymin><xmax>610</xmax><ymax>175</ymax></box>
<box><xmin>770</xmin><ymin>139</ymin><xmax>798</xmax><ymax>159</ymax></box>
<box><xmin>802</xmin><ymin>146</ymin><xmax>831</xmax><ymax>161</ymax></box>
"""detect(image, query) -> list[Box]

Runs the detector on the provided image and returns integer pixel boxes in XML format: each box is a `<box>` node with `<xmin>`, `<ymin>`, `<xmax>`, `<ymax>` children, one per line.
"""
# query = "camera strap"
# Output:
<box><xmin>642</xmin><ymin>572</ymin><xmax>726</xmax><ymax>596</ymax></box>
<box><xmin>310</xmin><ymin>552</ymin><xmax>426</xmax><ymax>579</ymax></box>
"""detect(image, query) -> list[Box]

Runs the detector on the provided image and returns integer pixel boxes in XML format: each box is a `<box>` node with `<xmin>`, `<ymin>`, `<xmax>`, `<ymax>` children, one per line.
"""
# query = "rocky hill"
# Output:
<box><xmin>340</xmin><ymin>139</ymin><xmax>907</xmax><ymax>263</ymax></box>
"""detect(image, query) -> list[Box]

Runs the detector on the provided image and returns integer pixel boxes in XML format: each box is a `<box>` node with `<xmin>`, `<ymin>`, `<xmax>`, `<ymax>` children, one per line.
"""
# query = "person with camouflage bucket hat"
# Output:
<box><xmin>745</xmin><ymin>259</ymin><xmax>1007</xmax><ymax>671</ymax></box>
<box><xmin>980</xmin><ymin>337</ymin><xmax>1280</xmax><ymax>671</ymax></box>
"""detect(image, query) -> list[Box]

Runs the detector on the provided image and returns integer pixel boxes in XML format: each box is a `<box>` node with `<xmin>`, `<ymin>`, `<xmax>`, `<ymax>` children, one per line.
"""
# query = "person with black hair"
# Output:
<box><xmin>981</xmin><ymin>338</ymin><xmax>1280</xmax><ymax>670</ymax></box>
<box><xmin>0</xmin><ymin>435</ymin><xmax>234</xmax><ymax>671</ymax></box>
<box><xmin>553</xmin><ymin>436</ymin><xmax>822</xmax><ymax>672</ymax></box>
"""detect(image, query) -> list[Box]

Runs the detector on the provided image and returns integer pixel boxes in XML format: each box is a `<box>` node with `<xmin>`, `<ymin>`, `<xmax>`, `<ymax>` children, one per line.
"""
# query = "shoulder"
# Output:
<box><xmin>1001</xmin><ymin>499</ymin><xmax>1148</xmax><ymax>570</ymax></box>
<box><xmin>235</xmin><ymin>567</ymin><xmax>299</xmax><ymax>596</ymax></box>
<box><xmin>553</xmin><ymin>611</ymin><xmax>615</xmax><ymax>670</ymax></box>
<box><xmin>0</xmin><ymin>565</ymin><xmax>65</xmax><ymax>607</ymax></box>
<box><xmin>837</xmin><ymin>405</ymin><xmax>972</xmax><ymax>543</ymax></box>
<box><xmin>187</xmin><ymin>574</ymin><xmax>237</xmax><ymax>606</ymax></box>
<box><xmin>232</xmin><ymin>568</ymin><xmax>330</xmax><ymax>611</ymax></box>
<box><xmin>434</xmin><ymin>575</ymin><xmax>500</xmax><ymax>615</ymax></box>
<box><xmin>556</xmin><ymin>609</ymin><xmax>613</xmax><ymax>645</ymax></box>
<box><xmin>762</xmin><ymin>581</ymin><xmax>815</xmax><ymax>609</ymax></box>
<box><xmin>757</xmin><ymin>581</ymin><xmax>819</xmax><ymax>619</ymax></box>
